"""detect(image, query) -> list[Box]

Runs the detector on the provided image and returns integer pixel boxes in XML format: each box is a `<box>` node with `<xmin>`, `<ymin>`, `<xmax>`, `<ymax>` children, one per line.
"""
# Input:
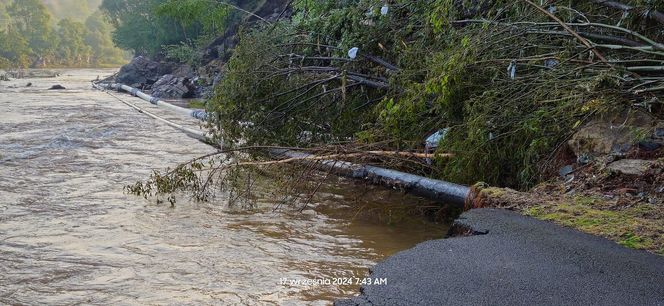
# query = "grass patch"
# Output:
<box><xmin>187</xmin><ymin>100</ymin><xmax>206</xmax><ymax>109</ymax></box>
<box><xmin>523</xmin><ymin>196</ymin><xmax>663</xmax><ymax>255</ymax></box>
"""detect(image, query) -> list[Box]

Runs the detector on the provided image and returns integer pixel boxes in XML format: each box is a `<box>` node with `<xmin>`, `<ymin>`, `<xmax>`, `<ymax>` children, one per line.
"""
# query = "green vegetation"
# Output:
<box><xmin>187</xmin><ymin>99</ymin><xmax>206</xmax><ymax>109</ymax></box>
<box><xmin>42</xmin><ymin>0</ymin><xmax>102</xmax><ymax>22</ymax></box>
<box><xmin>0</xmin><ymin>0</ymin><xmax>127</xmax><ymax>69</ymax></box>
<box><xmin>208</xmin><ymin>0</ymin><xmax>664</xmax><ymax>189</ymax></box>
<box><xmin>99</xmin><ymin>0</ymin><xmax>262</xmax><ymax>58</ymax></box>
<box><xmin>524</xmin><ymin>196</ymin><xmax>663</xmax><ymax>254</ymax></box>
<box><xmin>126</xmin><ymin>1</ymin><xmax>663</xmax><ymax>218</ymax></box>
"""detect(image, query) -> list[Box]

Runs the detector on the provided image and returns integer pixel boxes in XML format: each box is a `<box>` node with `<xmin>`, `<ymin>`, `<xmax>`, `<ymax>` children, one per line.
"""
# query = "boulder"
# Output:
<box><xmin>150</xmin><ymin>74</ymin><xmax>196</xmax><ymax>99</ymax></box>
<box><xmin>568</xmin><ymin>110</ymin><xmax>655</xmax><ymax>158</ymax></box>
<box><xmin>606</xmin><ymin>159</ymin><xmax>655</xmax><ymax>176</ymax></box>
<box><xmin>115</xmin><ymin>56</ymin><xmax>179</xmax><ymax>87</ymax></box>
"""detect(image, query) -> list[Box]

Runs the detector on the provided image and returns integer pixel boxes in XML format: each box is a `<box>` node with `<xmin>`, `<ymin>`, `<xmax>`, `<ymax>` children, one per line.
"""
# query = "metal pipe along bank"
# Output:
<box><xmin>97</xmin><ymin>83</ymin><xmax>208</xmax><ymax>120</ymax></box>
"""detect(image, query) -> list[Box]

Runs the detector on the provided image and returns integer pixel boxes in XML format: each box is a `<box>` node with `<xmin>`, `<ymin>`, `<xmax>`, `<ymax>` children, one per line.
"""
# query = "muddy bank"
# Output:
<box><xmin>336</xmin><ymin>208</ymin><xmax>664</xmax><ymax>306</ymax></box>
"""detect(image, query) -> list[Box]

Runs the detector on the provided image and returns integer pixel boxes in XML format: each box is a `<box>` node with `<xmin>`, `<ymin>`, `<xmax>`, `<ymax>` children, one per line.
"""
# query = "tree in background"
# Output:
<box><xmin>101</xmin><ymin>0</ymin><xmax>190</xmax><ymax>56</ymax></box>
<box><xmin>0</xmin><ymin>0</ymin><xmax>128</xmax><ymax>68</ymax></box>
<box><xmin>41</xmin><ymin>0</ymin><xmax>101</xmax><ymax>22</ymax></box>
<box><xmin>7</xmin><ymin>0</ymin><xmax>55</xmax><ymax>61</ymax></box>
<box><xmin>85</xmin><ymin>11</ymin><xmax>126</xmax><ymax>66</ymax></box>
<box><xmin>100</xmin><ymin>0</ymin><xmax>258</xmax><ymax>59</ymax></box>
<box><xmin>56</xmin><ymin>18</ymin><xmax>91</xmax><ymax>66</ymax></box>
<box><xmin>0</xmin><ymin>0</ymin><xmax>10</xmax><ymax>31</ymax></box>
<box><xmin>0</xmin><ymin>27</ymin><xmax>31</xmax><ymax>69</ymax></box>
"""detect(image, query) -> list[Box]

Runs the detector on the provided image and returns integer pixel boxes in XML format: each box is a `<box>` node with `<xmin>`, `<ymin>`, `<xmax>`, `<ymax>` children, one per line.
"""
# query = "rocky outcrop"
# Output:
<box><xmin>114</xmin><ymin>0</ymin><xmax>293</xmax><ymax>99</ymax></box>
<box><xmin>115</xmin><ymin>56</ymin><xmax>179</xmax><ymax>88</ymax></box>
<box><xmin>606</xmin><ymin>159</ymin><xmax>656</xmax><ymax>176</ymax></box>
<box><xmin>568</xmin><ymin>110</ymin><xmax>656</xmax><ymax>159</ymax></box>
<box><xmin>151</xmin><ymin>74</ymin><xmax>197</xmax><ymax>99</ymax></box>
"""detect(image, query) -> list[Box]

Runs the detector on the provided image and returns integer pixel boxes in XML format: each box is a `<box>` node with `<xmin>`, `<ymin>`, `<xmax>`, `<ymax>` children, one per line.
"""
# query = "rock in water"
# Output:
<box><xmin>151</xmin><ymin>74</ymin><xmax>197</xmax><ymax>99</ymax></box>
<box><xmin>48</xmin><ymin>85</ymin><xmax>66</xmax><ymax>90</ymax></box>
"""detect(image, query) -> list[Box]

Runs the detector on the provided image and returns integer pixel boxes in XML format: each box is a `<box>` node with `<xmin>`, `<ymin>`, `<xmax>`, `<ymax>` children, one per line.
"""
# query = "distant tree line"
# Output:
<box><xmin>0</xmin><ymin>0</ymin><xmax>127</xmax><ymax>69</ymax></box>
<box><xmin>99</xmin><ymin>0</ymin><xmax>261</xmax><ymax>62</ymax></box>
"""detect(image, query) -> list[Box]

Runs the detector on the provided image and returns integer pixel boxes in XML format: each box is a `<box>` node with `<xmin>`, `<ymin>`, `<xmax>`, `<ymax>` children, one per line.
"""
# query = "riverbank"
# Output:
<box><xmin>336</xmin><ymin>208</ymin><xmax>664</xmax><ymax>306</ymax></box>
<box><xmin>469</xmin><ymin>141</ymin><xmax>663</xmax><ymax>255</ymax></box>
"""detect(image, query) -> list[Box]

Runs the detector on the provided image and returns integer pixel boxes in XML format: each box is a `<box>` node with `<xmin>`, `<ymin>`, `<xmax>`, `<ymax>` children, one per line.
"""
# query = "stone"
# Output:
<box><xmin>48</xmin><ymin>84</ymin><xmax>66</xmax><ymax>90</ymax></box>
<box><xmin>559</xmin><ymin>165</ymin><xmax>574</xmax><ymax>177</ymax></box>
<box><xmin>568</xmin><ymin>111</ymin><xmax>655</xmax><ymax>158</ymax></box>
<box><xmin>655</xmin><ymin>128</ymin><xmax>664</xmax><ymax>138</ymax></box>
<box><xmin>150</xmin><ymin>74</ymin><xmax>196</xmax><ymax>99</ymax></box>
<box><xmin>606</xmin><ymin>159</ymin><xmax>655</xmax><ymax>176</ymax></box>
<box><xmin>638</xmin><ymin>141</ymin><xmax>662</xmax><ymax>151</ymax></box>
<box><xmin>115</xmin><ymin>56</ymin><xmax>179</xmax><ymax>87</ymax></box>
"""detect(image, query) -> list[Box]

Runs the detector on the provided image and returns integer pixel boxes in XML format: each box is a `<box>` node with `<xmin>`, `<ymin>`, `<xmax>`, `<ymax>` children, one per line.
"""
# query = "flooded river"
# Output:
<box><xmin>0</xmin><ymin>69</ymin><xmax>447</xmax><ymax>305</ymax></box>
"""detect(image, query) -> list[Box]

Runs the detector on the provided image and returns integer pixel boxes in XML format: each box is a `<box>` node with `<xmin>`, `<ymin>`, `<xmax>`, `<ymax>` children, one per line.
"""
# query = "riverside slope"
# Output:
<box><xmin>337</xmin><ymin>209</ymin><xmax>664</xmax><ymax>306</ymax></box>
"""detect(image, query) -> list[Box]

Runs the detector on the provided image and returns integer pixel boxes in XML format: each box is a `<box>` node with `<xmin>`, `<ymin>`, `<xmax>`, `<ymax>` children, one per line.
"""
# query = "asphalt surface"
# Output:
<box><xmin>336</xmin><ymin>208</ymin><xmax>664</xmax><ymax>306</ymax></box>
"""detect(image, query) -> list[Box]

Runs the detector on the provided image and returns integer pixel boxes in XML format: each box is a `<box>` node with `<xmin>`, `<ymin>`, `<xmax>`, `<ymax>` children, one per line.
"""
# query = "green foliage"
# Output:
<box><xmin>56</xmin><ymin>18</ymin><xmax>92</xmax><ymax>65</ymax></box>
<box><xmin>158</xmin><ymin>0</ymin><xmax>231</xmax><ymax>35</ymax></box>
<box><xmin>101</xmin><ymin>0</ymin><xmax>259</xmax><ymax>59</ymax></box>
<box><xmin>85</xmin><ymin>11</ymin><xmax>127</xmax><ymax>65</ymax></box>
<box><xmin>163</xmin><ymin>41</ymin><xmax>202</xmax><ymax>66</ymax></box>
<box><xmin>209</xmin><ymin>20</ymin><xmax>390</xmax><ymax>147</ymax></box>
<box><xmin>0</xmin><ymin>1</ymin><xmax>10</xmax><ymax>31</ymax></box>
<box><xmin>101</xmin><ymin>0</ymin><xmax>181</xmax><ymax>56</ymax></box>
<box><xmin>0</xmin><ymin>0</ymin><xmax>127</xmax><ymax>68</ymax></box>
<box><xmin>525</xmin><ymin>198</ymin><xmax>663</xmax><ymax>254</ymax></box>
<box><xmin>7</xmin><ymin>0</ymin><xmax>53</xmax><ymax>55</ymax></box>
<box><xmin>207</xmin><ymin>0</ymin><xmax>661</xmax><ymax>190</ymax></box>
<box><xmin>42</xmin><ymin>0</ymin><xmax>101</xmax><ymax>22</ymax></box>
<box><xmin>0</xmin><ymin>27</ymin><xmax>31</xmax><ymax>68</ymax></box>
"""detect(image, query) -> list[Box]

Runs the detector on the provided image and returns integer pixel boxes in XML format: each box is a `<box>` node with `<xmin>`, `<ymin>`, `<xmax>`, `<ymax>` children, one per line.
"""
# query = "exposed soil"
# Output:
<box><xmin>473</xmin><ymin>145</ymin><xmax>663</xmax><ymax>254</ymax></box>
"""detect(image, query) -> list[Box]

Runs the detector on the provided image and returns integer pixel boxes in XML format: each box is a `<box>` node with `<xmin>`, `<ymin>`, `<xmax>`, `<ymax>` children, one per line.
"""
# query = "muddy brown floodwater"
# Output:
<box><xmin>0</xmin><ymin>69</ymin><xmax>448</xmax><ymax>305</ymax></box>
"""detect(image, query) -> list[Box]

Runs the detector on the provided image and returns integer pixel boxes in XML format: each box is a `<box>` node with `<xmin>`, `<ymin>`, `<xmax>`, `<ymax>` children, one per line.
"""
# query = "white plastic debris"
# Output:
<box><xmin>381</xmin><ymin>5</ymin><xmax>389</xmax><ymax>16</ymax></box>
<box><xmin>507</xmin><ymin>61</ymin><xmax>517</xmax><ymax>80</ymax></box>
<box><xmin>424</xmin><ymin>128</ymin><xmax>450</xmax><ymax>164</ymax></box>
<box><xmin>348</xmin><ymin>47</ymin><xmax>359</xmax><ymax>59</ymax></box>
<box><xmin>425</xmin><ymin>128</ymin><xmax>450</xmax><ymax>150</ymax></box>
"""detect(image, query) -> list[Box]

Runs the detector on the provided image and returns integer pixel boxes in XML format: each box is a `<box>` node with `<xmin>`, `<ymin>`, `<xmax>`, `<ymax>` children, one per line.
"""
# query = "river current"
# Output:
<box><xmin>0</xmin><ymin>69</ymin><xmax>446</xmax><ymax>305</ymax></box>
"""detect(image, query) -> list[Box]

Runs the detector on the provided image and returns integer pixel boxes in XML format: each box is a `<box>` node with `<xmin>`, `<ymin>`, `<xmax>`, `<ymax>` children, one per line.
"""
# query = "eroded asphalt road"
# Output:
<box><xmin>337</xmin><ymin>208</ymin><xmax>664</xmax><ymax>306</ymax></box>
